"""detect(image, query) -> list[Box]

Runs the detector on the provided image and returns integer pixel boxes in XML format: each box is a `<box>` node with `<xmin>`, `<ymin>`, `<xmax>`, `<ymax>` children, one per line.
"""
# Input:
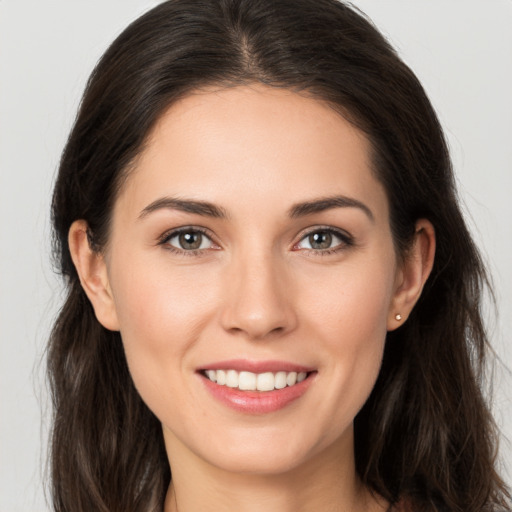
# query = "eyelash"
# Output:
<box><xmin>158</xmin><ymin>226</ymin><xmax>217</xmax><ymax>257</ymax></box>
<box><xmin>293</xmin><ymin>226</ymin><xmax>354</xmax><ymax>256</ymax></box>
<box><xmin>158</xmin><ymin>226</ymin><xmax>354</xmax><ymax>256</ymax></box>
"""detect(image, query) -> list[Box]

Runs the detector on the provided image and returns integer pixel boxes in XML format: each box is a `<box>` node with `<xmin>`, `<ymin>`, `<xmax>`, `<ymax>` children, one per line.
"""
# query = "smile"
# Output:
<box><xmin>202</xmin><ymin>369</ymin><xmax>309</xmax><ymax>392</ymax></box>
<box><xmin>198</xmin><ymin>361</ymin><xmax>317</xmax><ymax>414</ymax></box>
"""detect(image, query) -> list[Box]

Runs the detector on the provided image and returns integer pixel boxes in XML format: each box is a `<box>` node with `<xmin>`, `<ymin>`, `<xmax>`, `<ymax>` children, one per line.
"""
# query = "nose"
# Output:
<box><xmin>220</xmin><ymin>251</ymin><xmax>298</xmax><ymax>340</ymax></box>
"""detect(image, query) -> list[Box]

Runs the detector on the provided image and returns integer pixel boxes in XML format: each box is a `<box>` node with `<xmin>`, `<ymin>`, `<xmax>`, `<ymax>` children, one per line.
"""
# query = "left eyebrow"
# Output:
<box><xmin>288</xmin><ymin>195</ymin><xmax>374</xmax><ymax>222</ymax></box>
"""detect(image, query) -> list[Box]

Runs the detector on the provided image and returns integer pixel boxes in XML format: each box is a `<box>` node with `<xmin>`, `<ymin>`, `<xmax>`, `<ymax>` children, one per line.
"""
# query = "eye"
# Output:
<box><xmin>162</xmin><ymin>228</ymin><xmax>215</xmax><ymax>252</ymax></box>
<box><xmin>295</xmin><ymin>228</ymin><xmax>352</xmax><ymax>252</ymax></box>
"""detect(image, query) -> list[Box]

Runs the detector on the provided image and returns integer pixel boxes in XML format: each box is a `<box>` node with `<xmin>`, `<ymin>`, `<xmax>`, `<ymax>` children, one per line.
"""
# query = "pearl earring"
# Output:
<box><xmin>395</xmin><ymin>313</ymin><xmax>402</xmax><ymax>321</ymax></box>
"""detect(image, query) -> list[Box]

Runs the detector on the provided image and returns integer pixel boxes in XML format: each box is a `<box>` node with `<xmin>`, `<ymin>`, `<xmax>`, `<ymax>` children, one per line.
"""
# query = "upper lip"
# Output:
<box><xmin>199</xmin><ymin>359</ymin><xmax>316</xmax><ymax>374</ymax></box>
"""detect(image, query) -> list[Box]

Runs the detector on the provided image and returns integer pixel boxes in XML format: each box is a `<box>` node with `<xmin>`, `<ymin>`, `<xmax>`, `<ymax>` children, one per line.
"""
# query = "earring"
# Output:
<box><xmin>395</xmin><ymin>313</ymin><xmax>402</xmax><ymax>321</ymax></box>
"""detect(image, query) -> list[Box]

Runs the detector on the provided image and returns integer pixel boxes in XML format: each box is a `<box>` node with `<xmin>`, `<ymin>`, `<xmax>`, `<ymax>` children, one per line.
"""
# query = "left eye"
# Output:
<box><xmin>165</xmin><ymin>230</ymin><xmax>213</xmax><ymax>251</ymax></box>
<box><xmin>295</xmin><ymin>229</ymin><xmax>349</xmax><ymax>251</ymax></box>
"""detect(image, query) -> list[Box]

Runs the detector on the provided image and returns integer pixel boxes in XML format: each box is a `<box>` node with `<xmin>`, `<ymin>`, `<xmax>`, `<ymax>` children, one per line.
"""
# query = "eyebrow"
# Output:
<box><xmin>138</xmin><ymin>197</ymin><xmax>229</xmax><ymax>220</ymax></box>
<box><xmin>288</xmin><ymin>195</ymin><xmax>374</xmax><ymax>222</ymax></box>
<box><xmin>138</xmin><ymin>194</ymin><xmax>374</xmax><ymax>222</ymax></box>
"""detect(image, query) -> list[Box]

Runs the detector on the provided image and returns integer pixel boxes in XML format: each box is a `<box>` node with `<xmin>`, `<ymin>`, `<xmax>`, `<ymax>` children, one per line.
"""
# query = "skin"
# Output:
<box><xmin>69</xmin><ymin>85</ymin><xmax>435</xmax><ymax>512</ymax></box>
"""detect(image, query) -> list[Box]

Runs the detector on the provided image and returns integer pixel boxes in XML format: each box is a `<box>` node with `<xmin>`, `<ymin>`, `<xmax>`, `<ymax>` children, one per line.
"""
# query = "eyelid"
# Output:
<box><xmin>292</xmin><ymin>225</ymin><xmax>354</xmax><ymax>252</ymax></box>
<box><xmin>158</xmin><ymin>226</ymin><xmax>220</xmax><ymax>253</ymax></box>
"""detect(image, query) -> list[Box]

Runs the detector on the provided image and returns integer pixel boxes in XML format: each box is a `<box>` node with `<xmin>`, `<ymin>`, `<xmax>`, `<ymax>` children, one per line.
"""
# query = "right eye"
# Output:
<box><xmin>161</xmin><ymin>228</ymin><xmax>216</xmax><ymax>253</ymax></box>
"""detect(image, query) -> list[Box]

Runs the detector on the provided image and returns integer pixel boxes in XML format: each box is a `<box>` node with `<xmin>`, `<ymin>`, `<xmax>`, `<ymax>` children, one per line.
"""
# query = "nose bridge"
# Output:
<box><xmin>220</xmin><ymin>243</ymin><xmax>296</xmax><ymax>339</ymax></box>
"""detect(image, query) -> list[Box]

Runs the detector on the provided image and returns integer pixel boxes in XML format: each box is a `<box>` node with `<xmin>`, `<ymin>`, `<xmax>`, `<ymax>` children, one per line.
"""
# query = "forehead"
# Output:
<box><xmin>116</xmin><ymin>85</ymin><xmax>389</xmax><ymax>223</ymax></box>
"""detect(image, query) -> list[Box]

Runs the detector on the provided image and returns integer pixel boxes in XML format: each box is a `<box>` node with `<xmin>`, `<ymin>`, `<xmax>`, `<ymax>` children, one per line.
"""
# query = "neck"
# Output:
<box><xmin>163</xmin><ymin>428</ymin><xmax>387</xmax><ymax>512</ymax></box>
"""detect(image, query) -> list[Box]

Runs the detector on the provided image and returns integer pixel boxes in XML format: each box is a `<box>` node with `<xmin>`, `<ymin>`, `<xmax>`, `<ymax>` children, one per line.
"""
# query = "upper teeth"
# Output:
<box><xmin>205</xmin><ymin>370</ymin><xmax>308</xmax><ymax>391</ymax></box>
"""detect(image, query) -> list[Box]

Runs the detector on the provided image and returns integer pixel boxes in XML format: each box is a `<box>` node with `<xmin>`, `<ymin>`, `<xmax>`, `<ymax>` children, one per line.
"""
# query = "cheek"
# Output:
<box><xmin>300</xmin><ymin>257</ymin><xmax>394</xmax><ymax>418</ymax></box>
<box><xmin>302</xmin><ymin>254</ymin><xmax>395</xmax><ymax>345</ymax></box>
<box><xmin>111</xmin><ymin>253</ymin><xmax>215</xmax><ymax>341</ymax></box>
<box><xmin>107</xmin><ymin>255</ymin><xmax>218</xmax><ymax>406</ymax></box>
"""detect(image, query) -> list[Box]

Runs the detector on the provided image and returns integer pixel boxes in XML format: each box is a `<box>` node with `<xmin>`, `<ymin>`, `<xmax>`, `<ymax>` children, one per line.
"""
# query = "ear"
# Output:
<box><xmin>68</xmin><ymin>220</ymin><xmax>120</xmax><ymax>331</ymax></box>
<box><xmin>387</xmin><ymin>219</ymin><xmax>436</xmax><ymax>331</ymax></box>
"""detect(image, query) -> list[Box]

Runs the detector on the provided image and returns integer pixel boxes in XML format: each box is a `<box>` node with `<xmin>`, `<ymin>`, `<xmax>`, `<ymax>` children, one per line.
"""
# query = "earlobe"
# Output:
<box><xmin>68</xmin><ymin>220</ymin><xmax>120</xmax><ymax>331</ymax></box>
<box><xmin>387</xmin><ymin>219</ymin><xmax>436</xmax><ymax>331</ymax></box>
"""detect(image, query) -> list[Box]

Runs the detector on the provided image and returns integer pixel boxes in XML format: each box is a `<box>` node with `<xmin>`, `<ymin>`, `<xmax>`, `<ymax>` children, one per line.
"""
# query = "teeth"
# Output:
<box><xmin>203</xmin><ymin>369</ymin><xmax>310</xmax><ymax>391</ymax></box>
<box><xmin>274</xmin><ymin>371</ymin><xmax>287</xmax><ymax>389</ymax></box>
<box><xmin>239</xmin><ymin>371</ymin><xmax>256</xmax><ymax>390</ymax></box>
<box><xmin>286</xmin><ymin>372</ymin><xmax>297</xmax><ymax>386</ymax></box>
<box><xmin>257</xmin><ymin>372</ymin><xmax>275</xmax><ymax>392</ymax></box>
<box><xmin>226</xmin><ymin>369</ymin><xmax>238</xmax><ymax>388</ymax></box>
<box><xmin>216</xmin><ymin>369</ymin><xmax>226</xmax><ymax>385</ymax></box>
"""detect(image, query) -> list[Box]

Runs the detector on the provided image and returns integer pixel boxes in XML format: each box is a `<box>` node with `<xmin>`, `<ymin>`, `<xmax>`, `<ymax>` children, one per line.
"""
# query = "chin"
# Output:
<box><xmin>191</xmin><ymin>424</ymin><xmax>343</xmax><ymax>477</ymax></box>
<box><xmin>207</xmin><ymin>448</ymin><xmax>312</xmax><ymax>476</ymax></box>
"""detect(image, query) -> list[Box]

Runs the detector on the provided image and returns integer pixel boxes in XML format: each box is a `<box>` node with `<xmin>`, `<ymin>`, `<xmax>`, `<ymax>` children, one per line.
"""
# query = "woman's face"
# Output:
<box><xmin>102</xmin><ymin>85</ymin><xmax>404</xmax><ymax>475</ymax></box>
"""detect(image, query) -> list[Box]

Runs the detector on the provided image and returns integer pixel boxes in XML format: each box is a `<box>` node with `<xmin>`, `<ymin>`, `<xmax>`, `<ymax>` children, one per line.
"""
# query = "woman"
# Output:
<box><xmin>47</xmin><ymin>0</ymin><xmax>511</xmax><ymax>510</ymax></box>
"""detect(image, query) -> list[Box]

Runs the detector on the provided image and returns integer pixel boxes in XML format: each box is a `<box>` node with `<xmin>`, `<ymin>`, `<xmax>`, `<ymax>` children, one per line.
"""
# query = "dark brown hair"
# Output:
<box><xmin>48</xmin><ymin>1</ymin><xmax>511</xmax><ymax>511</ymax></box>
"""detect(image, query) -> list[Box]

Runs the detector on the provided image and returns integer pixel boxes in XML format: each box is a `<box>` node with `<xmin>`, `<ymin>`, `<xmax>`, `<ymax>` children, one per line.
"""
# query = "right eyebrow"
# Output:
<box><xmin>138</xmin><ymin>196</ymin><xmax>229</xmax><ymax>220</ymax></box>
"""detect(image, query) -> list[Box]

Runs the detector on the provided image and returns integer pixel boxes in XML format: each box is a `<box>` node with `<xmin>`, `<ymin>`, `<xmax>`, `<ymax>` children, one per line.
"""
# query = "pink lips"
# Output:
<box><xmin>198</xmin><ymin>359</ymin><xmax>317</xmax><ymax>414</ymax></box>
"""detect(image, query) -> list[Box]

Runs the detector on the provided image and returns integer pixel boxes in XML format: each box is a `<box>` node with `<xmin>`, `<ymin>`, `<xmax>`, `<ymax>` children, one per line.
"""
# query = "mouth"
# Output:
<box><xmin>197</xmin><ymin>361</ymin><xmax>317</xmax><ymax>414</ymax></box>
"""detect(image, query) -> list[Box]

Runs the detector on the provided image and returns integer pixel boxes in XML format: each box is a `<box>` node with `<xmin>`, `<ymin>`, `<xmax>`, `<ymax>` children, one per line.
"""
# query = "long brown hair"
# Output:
<box><xmin>48</xmin><ymin>1</ymin><xmax>511</xmax><ymax>510</ymax></box>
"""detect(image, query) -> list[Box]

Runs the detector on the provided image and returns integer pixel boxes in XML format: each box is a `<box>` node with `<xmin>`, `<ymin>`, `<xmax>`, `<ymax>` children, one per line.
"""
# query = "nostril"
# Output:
<box><xmin>227</xmin><ymin>324</ymin><xmax>286</xmax><ymax>340</ymax></box>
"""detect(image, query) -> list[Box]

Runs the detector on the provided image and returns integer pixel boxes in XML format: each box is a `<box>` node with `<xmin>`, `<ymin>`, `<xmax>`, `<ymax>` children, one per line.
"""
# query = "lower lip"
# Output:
<box><xmin>199</xmin><ymin>372</ymin><xmax>316</xmax><ymax>414</ymax></box>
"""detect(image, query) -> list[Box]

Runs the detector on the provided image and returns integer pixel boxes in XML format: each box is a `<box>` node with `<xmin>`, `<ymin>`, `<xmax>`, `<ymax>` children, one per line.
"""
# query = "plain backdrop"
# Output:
<box><xmin>1</xmin><ymin>1</ymin><xmax>511</xmax><ymax>510</ymax></box>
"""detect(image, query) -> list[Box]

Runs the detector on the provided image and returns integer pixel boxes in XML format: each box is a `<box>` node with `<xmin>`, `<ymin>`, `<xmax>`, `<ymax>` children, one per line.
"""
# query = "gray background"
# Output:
<box><xmin>1</xmin><ymin>1</ymin><xmax>511</xmax><ymax>510</ymax></box>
